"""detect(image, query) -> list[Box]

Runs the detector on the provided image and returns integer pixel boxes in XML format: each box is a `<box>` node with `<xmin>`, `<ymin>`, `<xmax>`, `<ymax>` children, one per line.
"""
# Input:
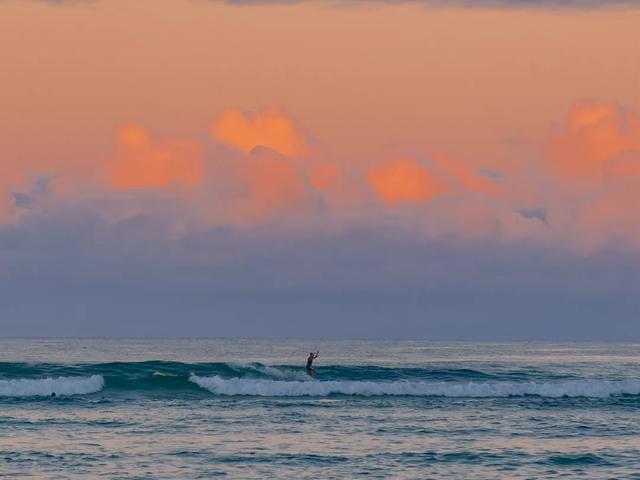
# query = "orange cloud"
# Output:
<box><xmin>368</xmin><ymin>159</ymin><xmax>447</xmax><ymax>206</ymax></box>
<box><xmin>109</xmin><ymin>125</ymin><xmax>204</xmax><ymax>189</ymax></box>
<box><xmin>536</xmin><ymin>103</ymin><xmax>640</xmax><ymax>250</ymax></box>
<box><xmin>431</xmin><ymin>155</ymin><xmax>503</xmax><ymax>197</ymax></box>
<box><xmin>211</xmin><ymin>108</ymin><xmax>310</xmax><ymax>158</ymax></box>
<box><xmin>547</xmin><ymin>103</ymin><xmax>640</xmax><ymax>183</ymax></box>
<box><xmin>310</xmin><ymin>163</ymin><xmax>342</xmax><ymax>191</ymax></box>
<box><xmin>604</xmin><ymin>150</ymin><xmax>640</xmax><ymax>179</ymax></box>
<box><xmin>233</xmin><ymin>148</ymin><xmax>310</xmax><ymax>222</ymax></box>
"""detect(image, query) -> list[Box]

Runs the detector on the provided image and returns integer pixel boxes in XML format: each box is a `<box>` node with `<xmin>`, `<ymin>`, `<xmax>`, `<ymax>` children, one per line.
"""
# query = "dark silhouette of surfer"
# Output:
<box><xmin>306</xmin><ymin>351</ymin><xmax>319</xmax><ymax>377</ymax></box>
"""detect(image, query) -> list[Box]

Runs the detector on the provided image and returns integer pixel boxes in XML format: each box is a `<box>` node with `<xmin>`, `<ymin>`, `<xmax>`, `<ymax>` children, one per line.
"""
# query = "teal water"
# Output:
<box><xmin>1</xmin><ymin>339</ymin><xmax>640</xmax><ymax>478</ymax></box>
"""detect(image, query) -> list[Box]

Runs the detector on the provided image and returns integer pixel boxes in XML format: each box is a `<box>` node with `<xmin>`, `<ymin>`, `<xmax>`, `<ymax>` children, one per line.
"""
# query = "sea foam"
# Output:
<box><xmin>189</xmin><ymin>375</ymin><xmax>640</xmax><ymax>398</ymax></box>
<box><xmin>0</xmin><ymin>375</ymin><xmax>105</xmax><ymax>397</ymax></box>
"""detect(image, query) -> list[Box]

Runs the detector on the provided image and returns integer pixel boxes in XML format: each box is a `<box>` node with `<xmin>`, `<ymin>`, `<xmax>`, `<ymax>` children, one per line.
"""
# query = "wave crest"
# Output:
<box><xmin>189</xmin><ymin>375</ymin><xmax>640</xmax><ymax>398</ymax></box>
<box><xmin>0</xmin><ymin>375</ymin><xmax>105</xmax><ymax>397</ymax></box>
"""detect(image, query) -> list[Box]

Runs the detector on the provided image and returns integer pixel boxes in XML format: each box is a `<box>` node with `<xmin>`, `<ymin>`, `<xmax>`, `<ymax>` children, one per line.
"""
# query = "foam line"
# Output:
<box><xmin>190</xmin><ymin>375</ymin><xmax>640</xmax><ymax>398</ymax></box>
<box><xmin>0</xmin><ymin>375</ymin><xmax>105</xmax><ymax>397</ymax></box>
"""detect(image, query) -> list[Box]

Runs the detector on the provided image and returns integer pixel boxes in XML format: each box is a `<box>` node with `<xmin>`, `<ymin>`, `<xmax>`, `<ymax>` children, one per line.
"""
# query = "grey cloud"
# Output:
<box><xmin>11</xmin><ymin>177</ymin><xmax>52</xmax><ymax>210</ymax></box>
<box><xmin>519</xmin><ymin>207</ymin><xmax>547</xmax><ymax>223</ymax></box>
<box><xmin>1</xmin><ymin>199</ymin><xmax>639</xmax><ymax>340</ymax></box>
<box><xmin>12</xmin><ymin>193</ymin><xmax>37</xmax><ymax>210</ymax></box>
<box><xmin>479</xmin><ymin>168</ymin><xmax>504</xmax><ymax>181</ymax></box>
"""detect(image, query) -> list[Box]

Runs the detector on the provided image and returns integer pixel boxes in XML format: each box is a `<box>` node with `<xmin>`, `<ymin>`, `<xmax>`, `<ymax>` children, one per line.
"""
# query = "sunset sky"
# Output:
<box><xmin>1</xmin><ymin>0</ymin><xmax>639</xmax><ymax>338</ymax></box>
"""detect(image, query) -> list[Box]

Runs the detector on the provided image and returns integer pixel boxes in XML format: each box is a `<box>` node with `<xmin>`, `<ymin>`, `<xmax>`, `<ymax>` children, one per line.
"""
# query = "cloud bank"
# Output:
<box><xmin>2</xmin><ymin>103</ymin><xmax>640</xmax><ymax>338</ymax></box>
<box><xmin>3</xmin><ymin>103</ymin><xmax>640</xmax><ymax>249</ymax></box>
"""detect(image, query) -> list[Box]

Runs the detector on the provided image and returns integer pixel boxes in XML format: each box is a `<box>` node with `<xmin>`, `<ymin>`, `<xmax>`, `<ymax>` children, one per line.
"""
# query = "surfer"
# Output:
<box><xmin>306</xmin><ymin>351</ymin><xmax>319</xmax><ymax>377</ymax></box>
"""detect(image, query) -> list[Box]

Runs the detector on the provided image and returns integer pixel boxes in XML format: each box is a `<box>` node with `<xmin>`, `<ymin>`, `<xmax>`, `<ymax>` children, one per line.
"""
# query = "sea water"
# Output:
<box><xmin>1</xmin><ymin>339</ymin><xmax>639</xmax><ymax>479</ymax></box>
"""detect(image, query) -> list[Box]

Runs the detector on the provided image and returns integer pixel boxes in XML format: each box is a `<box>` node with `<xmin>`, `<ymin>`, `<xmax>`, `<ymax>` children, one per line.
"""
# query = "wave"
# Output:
<box><xmin>0</xmin><ymin>361</ymin><xmax>513</xmax><ymax>384</ymax></box>
<box><xmin>190</xmin><ymin>376</ymin><xmax>640</xmax><ymax>398</ymax></box>
<box><xmin>1</xmin><ymin>361</ymin><xmax>638</xmax><ymax>399</ymax></box>
<box><xmin>228</xmin><ymin>363</ymin><xmax>311</xmax><ymax>381</ymax></box>
<box><xmin>0</xmin><ymin>375</ymin><xmax>104</xmax><ymax>397</ymax></box>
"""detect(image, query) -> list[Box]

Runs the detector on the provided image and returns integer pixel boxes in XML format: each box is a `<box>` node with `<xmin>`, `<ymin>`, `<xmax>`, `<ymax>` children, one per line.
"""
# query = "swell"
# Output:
<box><xmin>0</xmin><ymin>361</ymin><xmax>638</xmax><ymax>399</ymax></box>
<box><xmin>0</xmin><ymin>361</ymin><xmax>549</xmax><ymax>382</ymax></box>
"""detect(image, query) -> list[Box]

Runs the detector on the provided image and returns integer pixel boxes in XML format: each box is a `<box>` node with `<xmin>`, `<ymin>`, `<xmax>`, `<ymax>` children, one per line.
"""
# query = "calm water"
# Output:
<box><xmin>1</xmin><ymin>339</ymin><xmax>640</xmax><ymax>479</ymax></box>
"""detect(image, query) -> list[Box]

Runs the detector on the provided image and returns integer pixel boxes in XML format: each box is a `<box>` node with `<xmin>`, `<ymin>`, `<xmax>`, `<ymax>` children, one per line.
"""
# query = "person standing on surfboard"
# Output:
<box><xmin>306</xmin><ymin>351</ymin><xmax>319</xmax><ymax>376</ymax></box>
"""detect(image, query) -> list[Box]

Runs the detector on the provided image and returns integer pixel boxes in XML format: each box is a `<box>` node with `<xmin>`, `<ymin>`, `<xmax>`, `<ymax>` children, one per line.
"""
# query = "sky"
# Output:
<box><xmin>1</xmin><ymin>0</ymin><xmax>639</xmax><ymax>339</ymax></box>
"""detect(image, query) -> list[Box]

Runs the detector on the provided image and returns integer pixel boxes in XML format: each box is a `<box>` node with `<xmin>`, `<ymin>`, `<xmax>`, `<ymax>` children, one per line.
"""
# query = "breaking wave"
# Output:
<box><xmin>0</xmin><ymin>375</ymin><xmax>105</xmax><ymax>397</ymax></box>
<box><xmin>2</xmin><ymin>361</ymin><xmax>639</xmax><ymax>399</ymax></box>
<box><xmin>189</xmin><ymin>375</ymin><xmax>640</xmax><ymax>398</ymax></box>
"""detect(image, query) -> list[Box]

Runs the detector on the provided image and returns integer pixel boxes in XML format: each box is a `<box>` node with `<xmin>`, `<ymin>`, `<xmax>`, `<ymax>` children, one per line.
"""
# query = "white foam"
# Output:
<box><xmin>0</xmin><ymin>375</ymin><xmax>105</xmax><ymax>397</ymax></box>
<box><xmin>189</xmin><ymin>375</ymin><xmax>640</xmax><ymax>398</ymax></box>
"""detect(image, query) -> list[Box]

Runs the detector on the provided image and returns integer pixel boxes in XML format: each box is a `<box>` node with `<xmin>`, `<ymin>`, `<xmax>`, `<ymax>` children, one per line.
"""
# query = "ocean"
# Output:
<box><xmin>1</xmin><ymin>339</ymin><xmax>639</xmax><ymax>479</ymax></box>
